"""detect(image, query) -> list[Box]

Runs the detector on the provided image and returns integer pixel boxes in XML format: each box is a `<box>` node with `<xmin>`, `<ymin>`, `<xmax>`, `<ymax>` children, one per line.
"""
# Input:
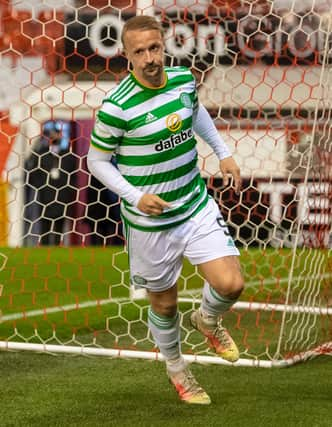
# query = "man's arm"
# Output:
<box><xmin>87</xmin><ymin>146</ymin><xmax>143</xmax><ymax>207</ymax></box>
<box><xmin>87</xmin><ymin>147</ymin><xmax>170</xmax><ymax>215</ymax></box>
<box><xmin>193</xmin><ymin>104</ymin><xmax>241</xmax><ymax>194</ymax></box>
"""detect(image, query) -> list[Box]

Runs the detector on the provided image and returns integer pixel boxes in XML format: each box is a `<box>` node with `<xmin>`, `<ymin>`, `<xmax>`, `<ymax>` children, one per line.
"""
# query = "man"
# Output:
<box><xmin>25</xmin><ymin>121</ymin><xmax>76</xmax><ymax>245</ymax></box>
<box><xmin>87</xmin><ymin>15</ymin><xmax>244</xmax><ymax>405</ymax></box>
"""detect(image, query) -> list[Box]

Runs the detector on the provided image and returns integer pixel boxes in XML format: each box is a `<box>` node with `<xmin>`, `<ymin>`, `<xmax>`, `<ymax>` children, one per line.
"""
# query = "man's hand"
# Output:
<box><xmin>219</xmin><ymin>157</ymin><xmax>241</xmax><ymax>195</ymax></box>
<box><xmin>137</xmin><ymin>194</ymin><xmax>171</xmax><ymax>215</ymax></box>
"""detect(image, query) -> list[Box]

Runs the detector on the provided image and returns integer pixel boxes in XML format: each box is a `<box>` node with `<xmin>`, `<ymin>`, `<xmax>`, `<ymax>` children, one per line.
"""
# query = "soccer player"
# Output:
<box><xmin>87</xmin><ymin>15</ymin><xmax>244</xmax><ymax>405</ymax></box>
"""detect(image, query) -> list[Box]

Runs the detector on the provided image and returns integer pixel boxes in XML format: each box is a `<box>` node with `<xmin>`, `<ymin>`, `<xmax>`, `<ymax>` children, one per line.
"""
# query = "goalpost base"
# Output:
<box><xmin>1</xmin><ymin>340</ymin><xmax>331</xmax><ymax>369</ymax></box>
<box><xmin>1</xmin><ymin>298</ymin><xmax>331</xmax><ymax>368</ymax></box>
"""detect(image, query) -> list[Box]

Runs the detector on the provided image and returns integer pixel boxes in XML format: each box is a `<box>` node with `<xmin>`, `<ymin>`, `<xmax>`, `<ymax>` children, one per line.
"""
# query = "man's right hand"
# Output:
<box><xmin>137</xmin><ymin>194</ymin><xmax>171</xmax><ymax>216</ymax></box>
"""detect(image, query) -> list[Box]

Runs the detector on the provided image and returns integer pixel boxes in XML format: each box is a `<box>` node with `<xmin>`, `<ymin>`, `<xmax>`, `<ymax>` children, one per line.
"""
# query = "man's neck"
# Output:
<box><xmin>133</xmin><ymin>71</ymin><xmax>167</xmax><ymax>89</ymax></box>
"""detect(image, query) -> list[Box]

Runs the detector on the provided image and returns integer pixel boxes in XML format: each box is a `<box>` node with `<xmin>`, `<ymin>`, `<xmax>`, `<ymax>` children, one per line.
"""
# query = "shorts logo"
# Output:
<box><xmin>227</xmin><ymin>238</ymin><xmax>235</xmax><ymax>247</ymax></box>
<box><xmin>180</xmin><ymin>93</ymin><xmax>192</xmax><ymax>108</ymax></box>
<box><xmin>166</xmin><ymin>113</ymin><xmax>182</xmax><ymax>132</ymax></box>
<box><xmin>132</xmin><ymin>275</ymin><xmax>147</xmax><ymax>286</ymax></box>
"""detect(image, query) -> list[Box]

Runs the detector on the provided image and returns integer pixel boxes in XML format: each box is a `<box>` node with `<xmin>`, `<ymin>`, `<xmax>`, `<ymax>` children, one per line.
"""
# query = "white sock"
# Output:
<box><xmin>201</xmin><ymin>281</ymin><xmax>238</xmax><ymax>319</ymax></box>
<box><xmin>166</xmin><ymin>356</ymin><xmax>186</xmax><ymax>375</ymax></box>
<box><xmin>199</xmin><ymin>307</ymin><xmax>218</xmax><ymax>325</ymax></box>
<box><xmin>148</xmin><ymin>307</ymin><xmax>181</xmax><ymax>362</ymax></box>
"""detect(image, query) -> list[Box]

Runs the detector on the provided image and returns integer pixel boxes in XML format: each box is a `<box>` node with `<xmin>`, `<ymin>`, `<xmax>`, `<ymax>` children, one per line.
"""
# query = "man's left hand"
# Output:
<box><xmin>219</xmin><ymin>157</ymin><xmax>241</xmax><ymax>195</ymax></box>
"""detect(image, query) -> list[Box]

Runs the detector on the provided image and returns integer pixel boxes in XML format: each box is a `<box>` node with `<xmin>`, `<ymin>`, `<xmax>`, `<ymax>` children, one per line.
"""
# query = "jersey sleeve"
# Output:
<box><xmin>90</xmin><ymin>99</ymin><xmax>126</xmax><ymax>152</ymax></box>
<box><xmin>192</xmin><ymin>76</ymin><xmax>199</xmax><ymax>113</ymax></box>
<box><xmin>193</xmin><ymin>104</ymin><xmax>231</xmax><ymax>160</ymax></box>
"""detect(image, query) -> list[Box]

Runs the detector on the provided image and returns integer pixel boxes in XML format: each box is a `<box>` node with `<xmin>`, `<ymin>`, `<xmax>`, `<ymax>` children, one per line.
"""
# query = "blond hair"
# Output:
<box><xmin>121</xmin><ymin>15</ymin><xmax>163</xmax><ymax>47</ymax></box>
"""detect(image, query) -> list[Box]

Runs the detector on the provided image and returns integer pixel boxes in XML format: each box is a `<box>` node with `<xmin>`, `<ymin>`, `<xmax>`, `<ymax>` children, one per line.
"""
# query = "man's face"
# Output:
<box><xmin>123</xmin><ymin>29</ymin><xmax>165</xmax><ymax>87</ymax></box>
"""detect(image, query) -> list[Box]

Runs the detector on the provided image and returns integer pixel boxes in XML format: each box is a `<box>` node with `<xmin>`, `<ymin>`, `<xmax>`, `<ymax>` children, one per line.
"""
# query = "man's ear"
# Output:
<box><xmin>122</xmin><ymin>49</ymin><xmax>132</xmax><ymax>70</ymax></box>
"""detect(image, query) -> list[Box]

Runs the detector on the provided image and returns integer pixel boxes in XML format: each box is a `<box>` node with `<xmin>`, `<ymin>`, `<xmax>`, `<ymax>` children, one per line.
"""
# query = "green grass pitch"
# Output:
<box><xmin>0</xmin><ymin>352</ymin><xmax>331</xmax><ymax>426</ymax></box>
<box><xmin>0</xmin><ymin>246</ymin><xmax>330</xmax><ymax>354</ymax></box>
<box><xmin>0</xmin><ymin>246</ymin><xmax>331</xmax><ymax>426</ymax></box>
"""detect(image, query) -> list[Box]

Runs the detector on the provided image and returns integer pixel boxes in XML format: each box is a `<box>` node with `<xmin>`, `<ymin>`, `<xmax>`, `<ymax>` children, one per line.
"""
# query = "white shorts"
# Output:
<box><xmin>126</xmin><ymin>197</ymin><xmax>239</xmax><ymax>293</ymax></box>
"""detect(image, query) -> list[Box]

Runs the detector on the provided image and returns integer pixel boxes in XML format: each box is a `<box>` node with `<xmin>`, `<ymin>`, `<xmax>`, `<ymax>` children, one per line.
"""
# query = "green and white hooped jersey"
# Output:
<box><xmin>90</xmin><ymin>66</ymin><xmax>208</xmax><ymax>231</ymax></box>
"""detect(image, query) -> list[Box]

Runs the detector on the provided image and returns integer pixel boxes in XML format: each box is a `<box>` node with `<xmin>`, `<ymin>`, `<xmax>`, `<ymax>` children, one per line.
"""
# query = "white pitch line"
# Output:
<box><xmin>3</xmin><ymin>291</ymin><xmax>196</xmax><ymax>322</ymax></box>
<box><xmin>1</xmin><ymin>298</ymin><xmax>116</xmax><ymax>322</ymax></box>
<box><xmin>1</xmin><ymin>273</ymin><xmax>331</xmax><ymax>322</ymax></box>
<box><xmin>245</xmin><ymin>272</ymin><xmax>331</xmax><ymax>287</ymax></box>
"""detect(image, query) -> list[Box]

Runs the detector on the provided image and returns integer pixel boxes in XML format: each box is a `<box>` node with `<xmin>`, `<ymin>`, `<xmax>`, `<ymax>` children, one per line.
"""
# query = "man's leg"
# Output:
<box><xmin>147</xmin><ymin>285</ymin><xmax>211</xmax><ymax>405</ymax></box>
<box><xmin>191</xmin><ymin>256</ymin><xmax>244</xmax><ymax>362</ymax></box>
<box><xmin>199</xmin><ymin>255</ymin><xmax>244</xmax><ymax>312</ymax></box>
<box><xmin>127</xmin><ymin>223</ymin><xmax>210</xmax><ymax>404</ymax></box>
<box><xmin>147</xmin><ymin>284</ymin><xmax>181</xmax><ymax>365</ymax></box>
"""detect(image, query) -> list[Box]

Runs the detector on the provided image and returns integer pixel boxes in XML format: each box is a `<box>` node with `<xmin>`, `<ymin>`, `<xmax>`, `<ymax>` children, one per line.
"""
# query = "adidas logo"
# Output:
<box><xmin>145</xmin><ymin>112</ymin><xmax>156</xmax><ymax>123</ymax></box>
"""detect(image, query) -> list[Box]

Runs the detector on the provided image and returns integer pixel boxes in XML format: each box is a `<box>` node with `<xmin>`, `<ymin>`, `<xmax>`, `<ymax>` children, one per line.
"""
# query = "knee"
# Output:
<box><xmin>212</xmin><ymin>271</ymin><xmax>244</xmax><ymax>299</ymax></box>
<box><xmin>151</xmin><ymin>300</ymin><xmax>178</xmax><ymax>318</ymax></box>
<box><xmin>148</xmin><ymin>285</ymin><xmax>178</xmax><ymax>318</ymax></box>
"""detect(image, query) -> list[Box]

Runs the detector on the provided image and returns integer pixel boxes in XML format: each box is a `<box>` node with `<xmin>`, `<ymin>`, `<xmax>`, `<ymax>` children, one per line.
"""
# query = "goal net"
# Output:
<box><xmin>0</xmin><ymin>0</ymin><xmax>331</xmax><ymax>367</ymax></box>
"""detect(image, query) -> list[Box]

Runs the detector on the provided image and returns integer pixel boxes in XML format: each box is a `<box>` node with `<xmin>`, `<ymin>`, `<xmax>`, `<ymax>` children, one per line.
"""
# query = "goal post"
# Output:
<box><xmin>0</xmin><ymin>0</ymin><xmax>331</xmax><ymax>368</ymax></box>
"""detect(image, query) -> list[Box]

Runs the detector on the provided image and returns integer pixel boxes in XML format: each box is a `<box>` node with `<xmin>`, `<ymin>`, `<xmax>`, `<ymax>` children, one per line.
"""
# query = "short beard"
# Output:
<box><xmin>143</xmin><ymin>65</ymin><xmax>164</xmax><ymax>87</ymax></box>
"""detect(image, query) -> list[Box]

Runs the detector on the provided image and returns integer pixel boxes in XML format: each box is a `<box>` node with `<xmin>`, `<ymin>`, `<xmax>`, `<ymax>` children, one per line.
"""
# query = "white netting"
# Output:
<box><xmin>0</xmin><ymin>0</ymin><xmax>331</xmax><ymax>366</ymax></box>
